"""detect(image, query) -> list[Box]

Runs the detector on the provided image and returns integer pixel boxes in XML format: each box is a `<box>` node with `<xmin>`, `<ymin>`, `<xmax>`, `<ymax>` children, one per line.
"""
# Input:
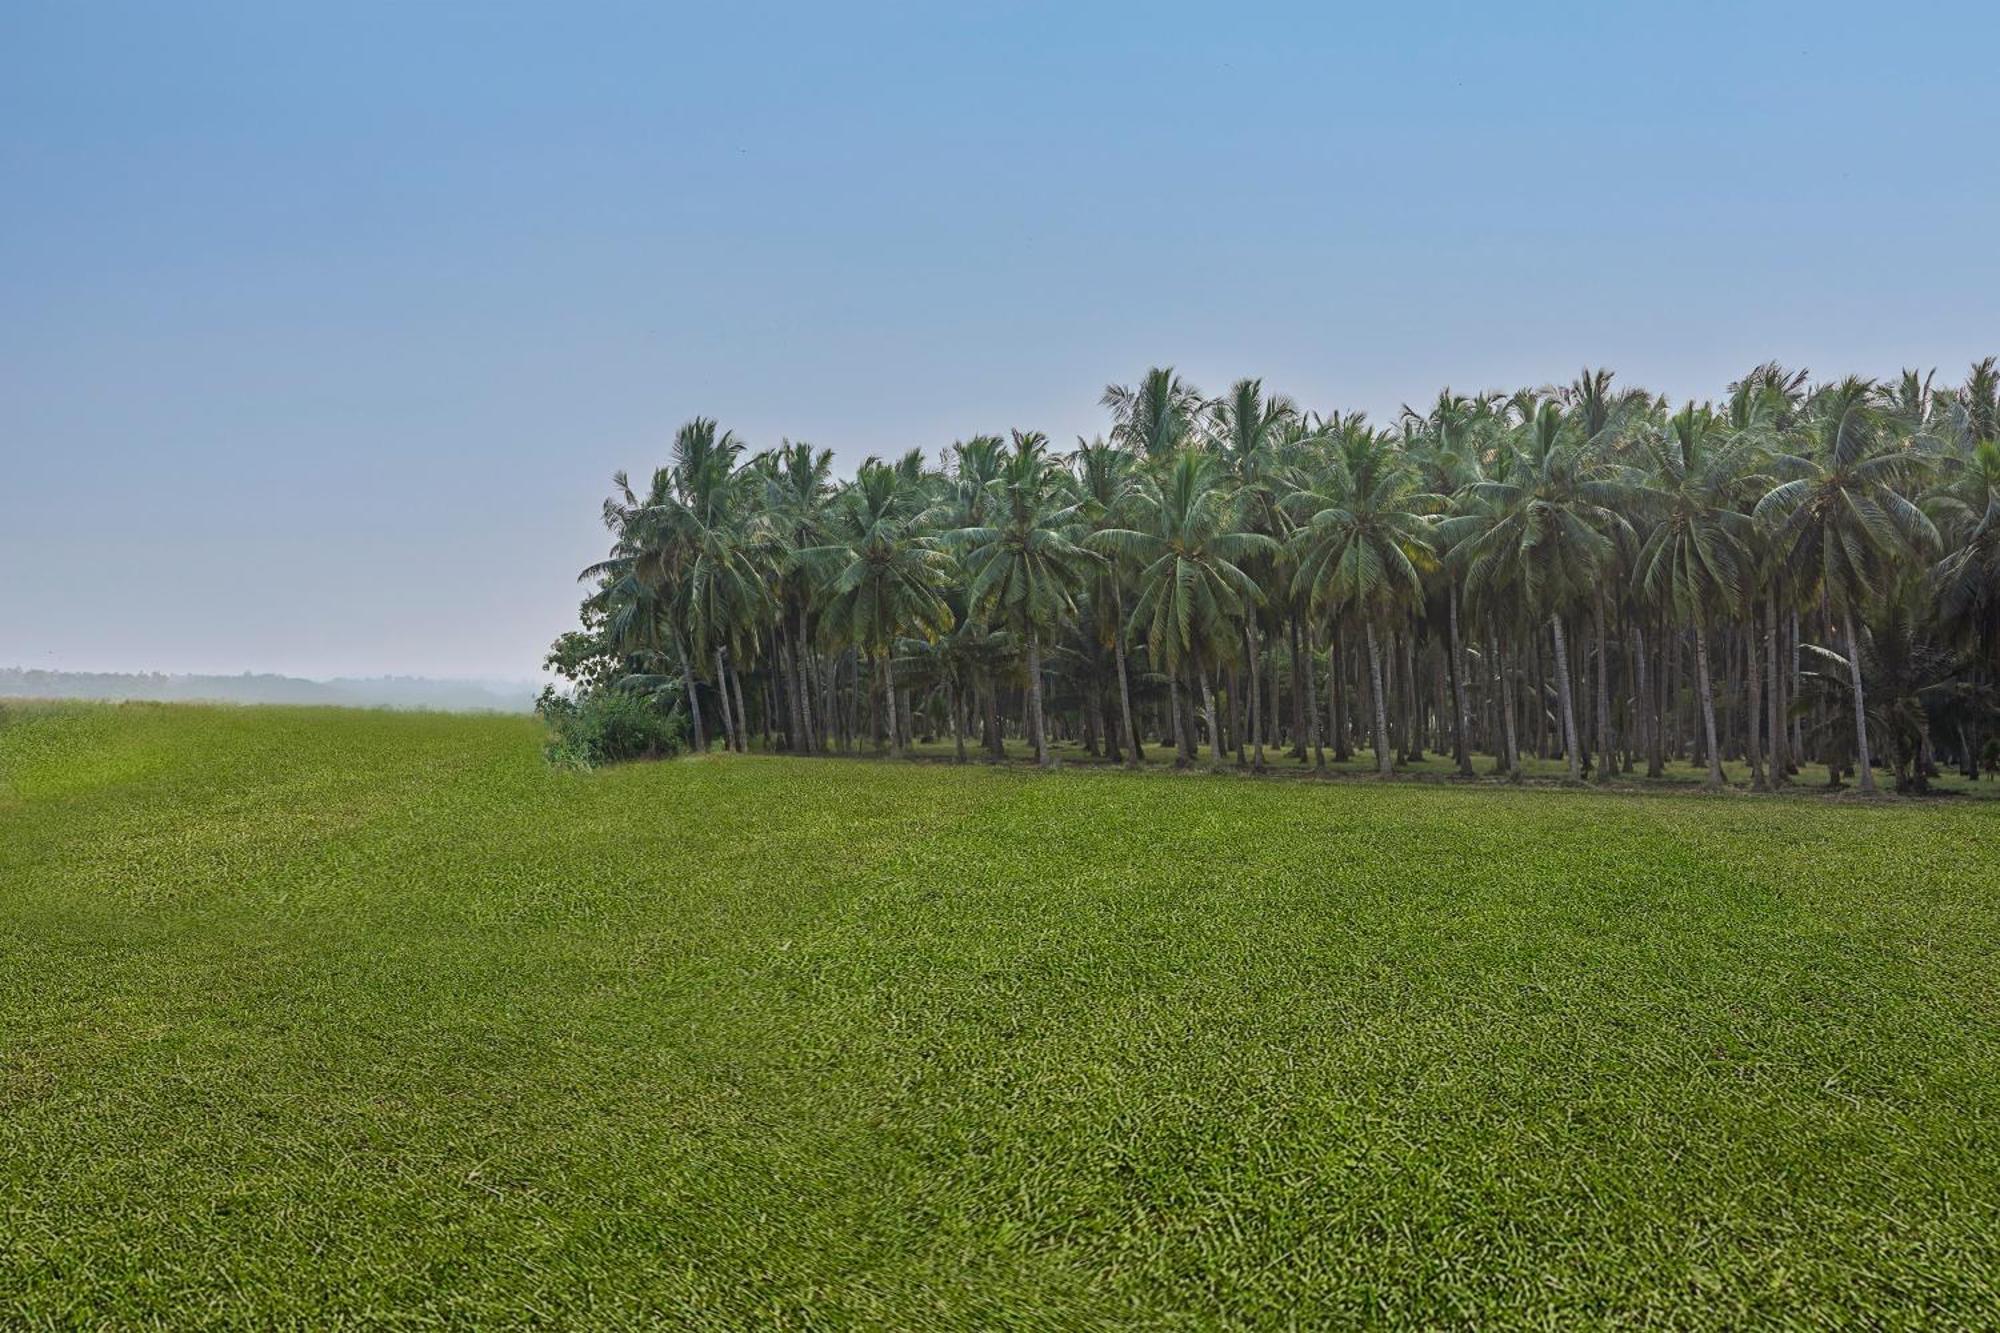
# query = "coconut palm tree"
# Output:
<box><xmin>754</xmin><ymin>440</ymin><xmax>837</xmax><ymax>752</ymax></box>
<box><xmin>1072</xmin><ymin>435</ymin><xmax>1146</xmax><ymax>766</ymax></box>
<box><xmin>802</xmin><ymin>459</ymin><xmax>956</xmax><ymax>758</ymax></box>
<box><xmin>1404</xmin><ymin>390</ymin><xmax>1492</xmax><ymax>777</ymax></box>
<box><xmin>1287</xmin><ymin>427</ymin><xmax>1439</xmax><ymax>774</ymax></box>
<box><xmin>1628</xmin><ymin>402</ymin><xmax>1763</xmax><ymax>786</ymax></box>
<box><xmin>1213</xmin><ymin>378</ymin><xmax>1299</xmax><ymax>768</ymax></box>
<box><xmin>946</xmin><ymin>431</ymin><xmax>1100</xmax><ymax>766</ymax></box>
<box><xmin>1755</xmin><ymin>377</ymin><xmax>1940</xmax><ymax>792</ymax></box>
<box><xmin>1440</xmin><ymin>398</ymin><xmax>1626</xmax><ymax>781</ymax></box>
<box><xmin>1103</xmin><ymin>367</ymin><xmax>1204</xmax><ymax>462</ymax></box>
<box><xmin>1089</xmin><ymin>449</ymin><xmax>1278</xmax><ymax>766</ymax></box>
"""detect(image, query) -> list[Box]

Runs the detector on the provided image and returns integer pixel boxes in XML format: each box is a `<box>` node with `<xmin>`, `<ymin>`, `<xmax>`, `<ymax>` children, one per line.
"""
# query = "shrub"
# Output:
<box><xmin>538</xmin><ymin>686</ymin><xmax>685</xmax><ymax>769</ymax></box>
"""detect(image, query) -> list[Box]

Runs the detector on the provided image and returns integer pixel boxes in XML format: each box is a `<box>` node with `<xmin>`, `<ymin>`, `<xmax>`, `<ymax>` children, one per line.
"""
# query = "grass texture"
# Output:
<box><xmin>2</xmin><ymin>702</ymin><xmax>1997</xmax><ymax>1327</ymax></box>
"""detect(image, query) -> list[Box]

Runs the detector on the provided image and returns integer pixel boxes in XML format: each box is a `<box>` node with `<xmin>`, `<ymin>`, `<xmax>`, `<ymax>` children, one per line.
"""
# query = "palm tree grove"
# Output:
<box><xmin>551</xmin><ymin>362</ymin><xmax>2000</xmax><ymax>796</ymax></box>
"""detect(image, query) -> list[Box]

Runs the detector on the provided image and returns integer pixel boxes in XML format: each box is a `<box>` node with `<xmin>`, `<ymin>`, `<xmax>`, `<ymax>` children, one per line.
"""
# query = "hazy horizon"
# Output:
<box><xmin>7</xmin><ymin>2</ymin><xmax>1998</xmax><ymax>679</ymax></box>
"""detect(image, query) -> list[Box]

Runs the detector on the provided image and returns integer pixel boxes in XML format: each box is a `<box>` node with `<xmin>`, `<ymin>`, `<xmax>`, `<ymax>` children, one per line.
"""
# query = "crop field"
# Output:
<box><xmin>2</xmin><ymin>702</ymin><xmax>1997</xmax><ymax>1327</ymax></box>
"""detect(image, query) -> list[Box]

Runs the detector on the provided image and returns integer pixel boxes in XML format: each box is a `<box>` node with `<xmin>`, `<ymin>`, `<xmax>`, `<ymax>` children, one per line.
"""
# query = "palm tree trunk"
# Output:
<box><xmin>780</xmin><ymin>626</ymin><xmax>807</xmax><ymax>754</ymax></box>
<box><xmin>1591</xmin><ymin>591</ymin><xmax>1613</xmax><ymax>783</ymax></box>
<box><xmin>1305</xmin><ymin>620</ymin><xmax>1325</xmax><ymax>771</ymax></box>
<box><xmin>1448</xmin><ymin>584</ymin><xmax>1473</xmax><ymax>777</ymax></box>
<box><xmin>1631</xmin><ymin>622</ymin><xmax>1660</xmax><ymax>778</ymax></box>
<box><xmin>1494</xmin><ymin>632</ymin><xmax>1517</xmax><ymax>776</ymax></box>
<box><xmin>1746</xmin><ymin>604</ymin><xmax>1768</xmax><ymax>790</ymax></box>
<box><xmin>1112</xmin><ymin>608</ymin><xmax>1144</xmax><ymax>756</ymax></box>
<box><xmin>1532</xmin><ymin>636</ymin><xmax>1549</xmax><ymax>760</ymax></box>
<box><xmin>1692</xmin><ymin>619</ymin><xmax>1723</xmax><ymax>786</ymax></box>
<box><xmin>878</xmin><ymin>650</ymin><xmax>902</xmax><ymax>759</ymax></box>
<box><xmin>1550</xmin><ymin>614</ymin><xmax>1582</xmax><ymax>782</ymax></box>
<box><xmin>1766</xmin><ymin>586</ymin><xmax>1787</xmax><ymax>782</ymax></box>
<box><xmin>1289</xmin><ymin>617</ymin><xmax>1308</xmax><ymax>760</ymax></box>
<box><xmin>1113</xmin><ymin>612</ymin><xmax>1141</xmax><ymax>767</ymax></box>
<box><xmin>1026</xmin><ymin>629</ymin><xmax>1049</xmax><ymax>767</ymax></box>
<box><xmin>728</xmin><ymin>650</ymin><xmax>750</xmax><ymax>753</ymax></box>
<box><xmin>948</xmin><ymin>678</ymin><xmax>965</xmax><ymax>763</ymax></box>
<box><xmin>796</xmin><ymin>608</ymin><xmax>820</xmax><ymax>754</ymax></box>
<box><xmin>1198</xmin><ymin>663</ymin><xmax>1222</xmax><ymax>764</ymax></box>
<box><xmin>1842</xmin><ymin>607</ymin><xmax>1876</xmax><ymax>792</ymax></box>
<box><xmin>1169</xmin><ymin>672</ymin><xmax>1190</xmax><ymax>767</ymax></box>
<box><xmin>1330</xmin><ymin>631</ymin><xmax>1350</xmax><ymax>762</ymax></box>
<box><xmin>1245</xmin><ymin>622</ymin><xmax>1265</xmax><ymax>770</ymax></box>
<box><xmin>984</xmin><ymin>672</ymin><xmax>1005</xmax><ymax>759</ymax></box>
<box><xmin>1230</xmin><ymin>667</ymin><xmax>1246</xmax><ymax>766</ymax></box>
<box><xmin>713</xmin><ymin>649</ymin><xmax>738</xmax><ymax>752</ymax></box>
<box><xmin>671</xmin><ymin>626</ymin><xmax>706</xmax><ymax>752</ymax></box>
<box><xmin>1364</xmin><ymin>621</ymin><xmax>1392</xmax><ymax>774</ymax></box>
<box><xmin>1398</xmin><ymin>630</ymin><xmax>1421</xmax><ymax>762</ymax></box>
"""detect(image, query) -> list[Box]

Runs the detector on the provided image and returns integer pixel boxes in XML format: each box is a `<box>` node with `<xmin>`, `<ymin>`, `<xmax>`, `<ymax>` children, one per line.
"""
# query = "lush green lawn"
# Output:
<box><xmin>3</xmin><ymin>703</ymin><xmax>1997</xmax><ymax>1327</ymax></box>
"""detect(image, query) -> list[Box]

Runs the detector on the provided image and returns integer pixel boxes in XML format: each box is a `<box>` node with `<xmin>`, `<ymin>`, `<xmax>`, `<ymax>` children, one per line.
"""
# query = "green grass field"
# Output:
<box><xmin>3</xmin><ymin>702</ymin><xmax>1997</xmax><ymax>1327</ymax></box>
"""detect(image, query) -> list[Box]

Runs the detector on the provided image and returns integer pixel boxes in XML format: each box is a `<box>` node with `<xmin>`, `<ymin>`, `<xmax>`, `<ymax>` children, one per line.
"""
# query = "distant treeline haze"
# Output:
<box><xmin>0</xmin><ymin>670</ymin><xmax>536</xmax><ymax>713</ymax></box>
<box><xmin>552</xmin><ymin>363</ymin><xmax>2000</xmax><ymax>792</ymax></box>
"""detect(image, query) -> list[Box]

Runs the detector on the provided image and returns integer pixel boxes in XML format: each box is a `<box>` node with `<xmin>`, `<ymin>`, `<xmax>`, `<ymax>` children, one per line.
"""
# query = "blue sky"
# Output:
<box><xmin>4</xmin><ymin>1</ymin><xmax>1997</xmax><ymax>678</ymax></box>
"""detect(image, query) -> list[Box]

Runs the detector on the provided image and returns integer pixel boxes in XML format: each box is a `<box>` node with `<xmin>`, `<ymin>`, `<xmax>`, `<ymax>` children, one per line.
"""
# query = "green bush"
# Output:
<box><xmin>537</xmin><ymin>686</ymin><xmax>685</xmax><ymax>768</ymax></box>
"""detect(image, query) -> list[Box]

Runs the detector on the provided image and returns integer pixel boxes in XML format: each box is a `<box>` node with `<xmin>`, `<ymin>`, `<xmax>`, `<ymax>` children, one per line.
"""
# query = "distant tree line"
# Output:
<box><xmin>550</xmin><ymin>363</ymin><xmax>2000</xmax><ymax>792</ymax></box>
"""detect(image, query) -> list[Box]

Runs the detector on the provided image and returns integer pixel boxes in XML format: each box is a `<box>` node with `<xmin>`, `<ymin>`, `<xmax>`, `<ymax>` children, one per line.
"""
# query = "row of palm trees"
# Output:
<box><xmin>561</xmin><ymin>361</ymin><xmax>2000</xmax><ymax>792</ymax></box>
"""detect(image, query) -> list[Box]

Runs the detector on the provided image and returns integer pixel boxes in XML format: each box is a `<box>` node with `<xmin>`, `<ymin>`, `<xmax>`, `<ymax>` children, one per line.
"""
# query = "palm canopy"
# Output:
<box><xmin>1089</xmin><ymin>449</ymin><xmax>1277</xmax><ymax>673</ymax></box>
<box><xmin>1286</xmin><ymin>426</ymin><xmax>1439</xmax><ymax>622</ymax></box>
<box><xmin>1628</xmin><ymin>402</ymin><xmax>1765</xmax><ymax>625</ymax></box>
<box><xmin>1438</xmin><ymin>398</ymin><xmax>1630</xmax><ymax>617</ymax></box>
<box><xmin>1753</xmin><ymin>377</ymin><xmax>1940</xmax><ymax>613</ymax></box>
<box><xmin>801</xmin><ymin>459</ymin><xmax>955</xmax><ymax>655</ymax></box>
<box><xmin>1103</xmin><ymin>367</ymin><xmax>1204</xmax><ymax>461</ymax></box>
<box><xmin>944</xmin><ymin>431</ymin><xmax>1100</xmax><ymax>638</ymax></box>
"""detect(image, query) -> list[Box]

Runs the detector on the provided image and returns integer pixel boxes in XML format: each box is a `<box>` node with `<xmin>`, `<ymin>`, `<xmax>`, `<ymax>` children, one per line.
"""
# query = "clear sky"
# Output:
<box><xmin>5</xmin><ymin>1</ymin><xmax>1997</xmax><ymax>680</ymax></box>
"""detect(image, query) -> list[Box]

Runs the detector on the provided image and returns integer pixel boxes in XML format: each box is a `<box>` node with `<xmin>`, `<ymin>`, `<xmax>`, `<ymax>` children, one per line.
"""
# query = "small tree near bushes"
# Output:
<box><xmin>538</xmin><ymin>686</ymin><xmax>686</xmax><ymax>769</ymax></box>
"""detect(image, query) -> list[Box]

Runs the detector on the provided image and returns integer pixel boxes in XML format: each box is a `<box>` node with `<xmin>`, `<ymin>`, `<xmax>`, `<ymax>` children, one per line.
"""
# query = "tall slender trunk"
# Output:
<box><xmin>1789</xmin><ymin>609</ymin><xmax>1805</xmax><ymax>762</ymax></box>
<box><xmin>1198</xmin><ymin>663</ymin><xmax>1222</xmax><ymax>764</ymax></box>
<box><xmin>1842</xmin><ymin>607</ymin><xmax>1876</xmax><ymax>792</ymax></box>
<box><xmin>1550</xmin><ymin>613</ymin><xmax>1582</xmax><ymax>782</ymax></box>
<box><xmin>1632</xmin><ymin>622</ymin><xmax>1660</xmax><ymax>778</ymax></box>
<box><xmin>713</xmin><ymin>649</ymin><xmax>739</xmax><ymax>752</ymax></box>
<box><xmin>780</xmin><ymin>624</ymin><xmax>807</xmax><ymax>754</ymax></box>
<box><xmin>1364</xmin><ymin>621</ymin><xmax>1392</xmax><ymax>774</ymax></box>
<box><xmin>1532</xmin><ymin>635</ymin><xmax>1550</xmax><ymax>760</ymax></box>
<box><xmin>1766</xmin><ymin>586</ymin><xmax>1788</xmax><ymax>781</ymax></box>
<box><xmin>728</xmin><ymin>651</ymin><xmax>750</xmax><ymax>753</ymax></box>
<box><xmin>1245</xmin><ymin>622</ymin><xmax>1265</xmax><ymax>770</ymax></box>
<box><xmin>948</xmin><ymin>677</ymin><xmax>965</xmax><ymax>763</ymax></box>
<box><xmin>1113</xmin><ymin>590</ymin><xmax>1141</xmax><ymax>767</ymax></box>
<box><xmin>1746</xmin><ymin>603</ymin><xmax>1768</xmax><ymax>790</ymax></box>
<box><xmin>1398</xmin><ymin>630</ymin><xmax>1421</xmax><ymax>762</ymax></box>
<box><xmin>1494</xmin><ymin>631</ymin><xmax>1518</xmax><ymax>776</ymax></box>
<box><xmin>670</xmin><ymin>627</ymin><xmax>706</xmax><ymax>752</ymax></box>
<box><xmin>796</xmin><ymin>609</ymin><xmax>819</xmax><ymax>753</ymax></box>
<box><xmin>1305</xmin><ymin>620</ymin><xmax>1325</xmax><ymax>771</ymax></box>
<box><xmin>1591</xmin><ymin>590</ymin><xmax>1613</xmax><ymax>783</ymax></box>
<box><xmin>1330</xmin><ymin>631</ymin><xmax>1351</xmax><ymax>762</ymax></box>
<box><xmin>1692</xmin><ymin>618</ymin><xmax>1723</xmax><ymax>786</ymax></box>
<box><xmin>1230</xmin><ymin>667</ymin><xmax>1246</xmax><ymax>766</ymax></box>
<box><xmin>1026</xmin><ymin>629</ymin><xmax>1049</xmax><ymax>767</ymax></box>
<box><xmin>1170</xmin><ymin>671</ymin><xmax>1190</xmax><ymax>767</ymax></box>
<box><xmin>1448</xmin><ymin>584</ymin><xmax>1473</xmax><ymax>776</ymax></box>
<box><xmin>984</xmin><ymin>672</ymin><xmax>1005</xmax><ymax>759</ymax></box>
<box><xmin>1289</xmin><ymin>617</ymin><xmax>1309</xmax><ymax>759</ymax></box>
<box><xmin>878</xmin><ymin>649</ymin><xmax>902</xmax><ymax>759</ymax></box>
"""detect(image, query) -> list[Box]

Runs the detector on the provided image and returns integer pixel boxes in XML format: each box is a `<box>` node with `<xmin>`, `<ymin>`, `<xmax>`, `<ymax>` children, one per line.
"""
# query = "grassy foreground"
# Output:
<box><xmin>2</xmin><ymin>704</ymin><xmax>1997</xmax><ymax>1327</ymax></box>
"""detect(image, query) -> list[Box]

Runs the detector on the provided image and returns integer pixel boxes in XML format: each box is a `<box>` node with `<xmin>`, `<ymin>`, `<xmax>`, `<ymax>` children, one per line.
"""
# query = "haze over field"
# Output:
<box><xmin>0</xmin><ymin>669</ymin><xmax>537</xmax><ymax>713</ymax></box>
